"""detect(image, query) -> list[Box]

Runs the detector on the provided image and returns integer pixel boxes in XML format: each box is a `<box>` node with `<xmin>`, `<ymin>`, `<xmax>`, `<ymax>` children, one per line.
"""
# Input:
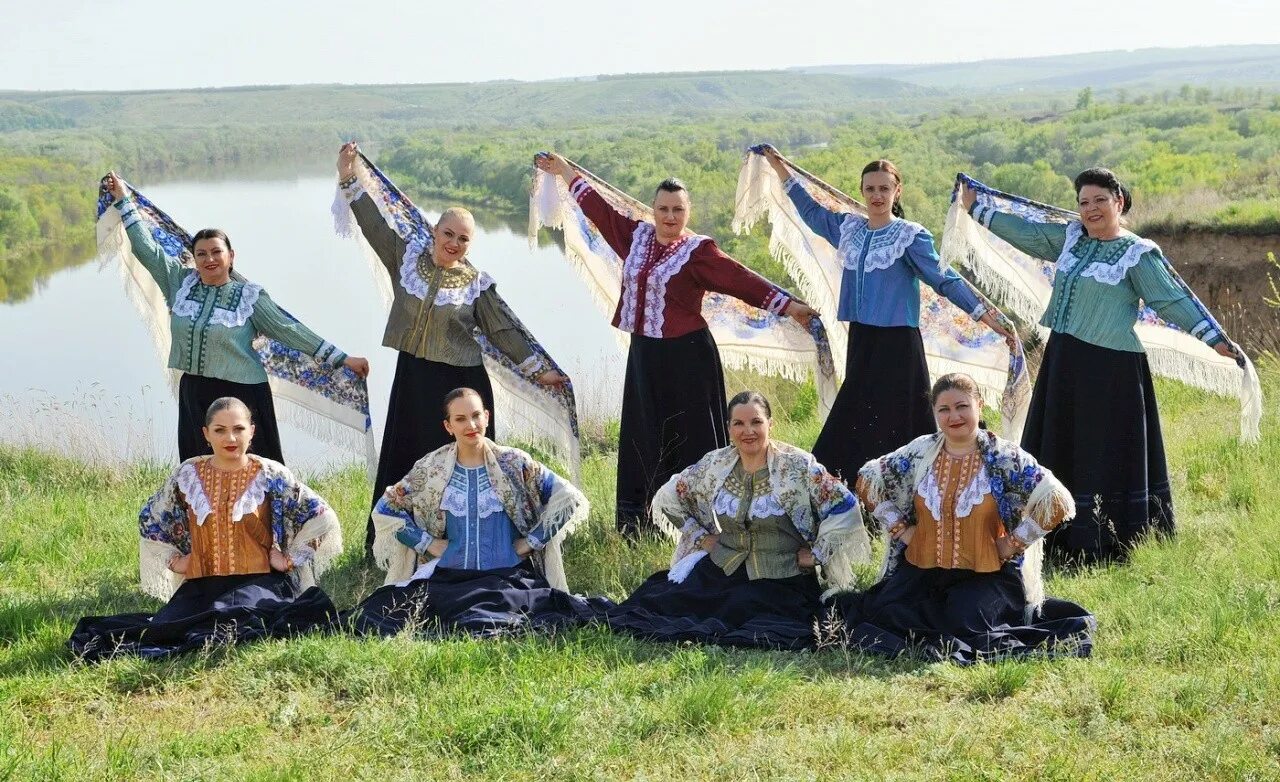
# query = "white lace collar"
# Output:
<box><xmin>836</xmin><ymin>214</ymin><xmax>924</xmax><ymax>273</ymax></box>
<box><xmin>917</xmin><ymin>461</ymin><xmax>991</xmax><ymax>521</ymax></box>
<box><xmin>170</xmin><ymin>270</ymin><xmax>262</xmax><ymax>327</ymax></box>
<box><xmin>439</xmin><ymin>463</ymin><xmax>505</xmax><ymax>520</ymax></box>
<box><xmin>176</xmin><ymin>457</ymin><xmax>269</xmax><ymax>526</ymax></box>
<box><xmin>397</xmin><ymin>236</ymin><xmax>494</xmax><ymax>305</ymax></box>
<box><xmin>1056</xmin><ymin>221</ymin><xmax>1157</xmax><ymax>286</ymax></box>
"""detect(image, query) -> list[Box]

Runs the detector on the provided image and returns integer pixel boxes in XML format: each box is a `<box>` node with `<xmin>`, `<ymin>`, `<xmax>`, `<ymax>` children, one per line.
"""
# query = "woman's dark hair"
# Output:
<box><xmin>1073</xmin><ymin>167</ymin><xmax>1133</xmax><ymax>215</ymax></box>
<box><xmin>861</xmin><ymin>160</ymin><xmax>905</xmax><ymax>218</ymax></box>
<box><xmin>204</xmin><ymin>396</ymin><xmax>253</xmax><ymax>426</ymax></box>
<box><xmin>191</xmin><ymin>228</ymin><xmax>233</xmax><ymax>252</ymax></box>
<box><xmin>442</xmin><ymin>387</ymin><xmax>484</xmax><ymax>419</ymax></box>
<box><xmin>929</xmin><ymin>373</ymin><xmax>983</xmax><ymax>407</ymax></box>
<box><xmin>727</xmin><ymin>390</ymin><xmax>772</xmax><ymax>420</ymax></box>
<box><xmin>653</xmin><ymin>177</ymin><xmax>689</xmax><ymax>199</ymax></box>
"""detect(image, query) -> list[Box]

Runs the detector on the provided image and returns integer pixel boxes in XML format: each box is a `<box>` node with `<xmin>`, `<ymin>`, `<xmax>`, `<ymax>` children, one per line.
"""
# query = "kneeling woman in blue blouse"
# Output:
<box><xmin>346</xmin><ymin>388</ymin><xmax>609</xmax><ymax>636</ymax></box>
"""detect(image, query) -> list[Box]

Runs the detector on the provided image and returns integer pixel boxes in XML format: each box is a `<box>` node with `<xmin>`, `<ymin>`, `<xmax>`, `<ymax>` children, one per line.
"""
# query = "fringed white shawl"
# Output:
<box><xmin>857</xmin><ymin>431</ymin><xmax>1073</xmax><ymax>619</ymax></box>
<box><xmin>95</xmin><ymin>180</ymin><xmax>378</xmax><ymax>478</ymax></box>
<box><xmin>528</xmin><ymin>157</ymin><xmax>839</xmax><ymax>416</ymax></box>
<box><xmin>733</xmin><ymin>148</ymin><xmax>1032</xmax><ymax>440</ymax></box>
<box><xmin>650</xmin><ymin>441</ymin><xmax>871</xmax><ymax>595</ymax></box>
<box><xmin>138</xmin><ymin>456</ymin><xmax>342</xmax><ymax>601</ymax></box>
<box><xmin>940</xmin><ymin>173</ymin><xmax>1263</xmax><ymax>443</ymax></box>
<box><xmin>370</xmin><ymin>439</ymin><xmax>588</xmax><ymax>592</ymax></box>
<box><xmin>333</xmin><ymin>153</ymin><xmax>583</xmax><ymax>478</ymax></box>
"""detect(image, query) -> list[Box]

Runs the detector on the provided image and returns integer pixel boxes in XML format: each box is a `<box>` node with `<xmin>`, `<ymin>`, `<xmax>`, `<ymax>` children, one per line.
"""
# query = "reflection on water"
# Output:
<box><xmin>0</xmin><ymin>174</ymin><xmax>624</xmax><ymax>471</ymax></box>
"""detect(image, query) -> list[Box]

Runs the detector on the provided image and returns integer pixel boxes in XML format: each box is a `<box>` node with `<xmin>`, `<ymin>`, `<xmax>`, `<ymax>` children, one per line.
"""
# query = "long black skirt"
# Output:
<box><xmin>178</xmin><ymin>373</ymin><xmax>284</xmax><ymax>463</ymax></box>
<box><xmin>606</xmin><ymin>556</ymin><xmax>823</xmax><ymax>651</ymax></box>
<box><xmin>68</xmin><ymin>572</ymin><xmax>337</xmax><ymax>663</ymax></box>
<box><xmin>812</xmin><ymin>323</ymin><xmax>935</xmax><ymax>484</ymax></box>
<box><xmin>830</xmin><ymin>561</ymin><xmax>1094</xmax><ymax>664</ymax></box>
<box><xmin>617</xmin><ymin>329</ymin><xmax>728</xmax><ymax>537</ymax></box>
<box><xmin>343</xmin><ymin>564</ymin><xmax>612</xmax><ymax>637</ymax></box>
<box><xmin>365</xmin><ymin>352</ymin><xmax>495</xmax><ymax>552</ymax></box>
<box><xmin>1022</xmin><ymin>332</ymin><xmax>1175</xmax><ymax>564</ymax></box>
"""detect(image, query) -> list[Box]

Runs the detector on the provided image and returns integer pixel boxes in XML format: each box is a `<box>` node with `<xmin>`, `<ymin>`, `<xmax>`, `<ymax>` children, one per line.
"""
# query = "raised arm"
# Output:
<box><xmin>961</xmin><ymin>181</ymin><xmax>1068</xmax><ymax>261</ymax></box>
<box><xmin>105</xmin><ymin>171</ymin><xmax>189</xmax><ymax>301</ymax></box>
<box><xmin>688</xmin><ymin>242</ymin><xmax>794</xmax><ymax>317</ymax></box>
<box><xmin>337</xmin><ymin>143</ymin><xmax>409</xmax><ymax>278</ymax></box>
<box><xmin>536</xmin><ymin>152</ymin><xmax>638</xmax><ymax>258</ymax></box>
<box><xmin>756</xmin><ymin>145</ymin><xmax>844</xmax><ymax>246</ymax></box>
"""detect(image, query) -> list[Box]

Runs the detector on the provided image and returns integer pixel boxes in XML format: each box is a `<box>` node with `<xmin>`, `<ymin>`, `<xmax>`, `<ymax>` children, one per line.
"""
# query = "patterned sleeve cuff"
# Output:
<box><xmin>339</xmin><ymin>176</ymin><xmax>365</xmax><ymax>202</ymax></box>
<box><xmin>115</xmin><ymin>196</ymin><xmax>143</xmax><ymax>228</ymax></box>
<box><xmin>314</xmin><ymin>341</ymin><xmax>346</xmax><ymax>368</ymax></box>
<box><xmin>515</xmin><ymin>352</ymin><xmax>549</xmax><ymax>379</ymax></box>
<box><xmin>525</xmin><ymin>529</ymin><xmax>548</xmax><ymax>551</ymax></box>
<box><xmin>968</xmin><ymin>301</ymin><xmax>990</xmax><ymax>320</ymax></box>
<box><xmin>782</xmin><ymin>176</ymin><xmax>800</xmax><ymax>193</ymax></box>
<box><xmin>680</xmin><ymin>516</ymin><xmax>709</xmax><ymax>548</ymax></box>
<box><xmin>288</xmin><ymin>545</ymin><xmax>316</xmax><ymax>567</ymax></box>
<box><xmin>1190</xmin><ymin>319</ymin><xmax>1223</xmax><ymax>347</ymax></box>
<box><xmin>763</xmin><ymin>288</ymin><xmax>791</xmax><ymax>315</ymax></box>
<box><xmin>568</xmin><ymin>176</ymin><xmax>591</xmax><ymax>203</ymax></box>
<box><xmin>969</xmin><ymin>202</ymin><xmax>996</xmax><ymax>228</ymax></box>
<box><xmin>1012</xmin><ymin>517</ymin><xmax>1050</xmax><ymax>546</ymax></box>
<box><xmin>871</xmin><ymin>502</ymin><xmax>903</xmax><ymax>529</ymax></box>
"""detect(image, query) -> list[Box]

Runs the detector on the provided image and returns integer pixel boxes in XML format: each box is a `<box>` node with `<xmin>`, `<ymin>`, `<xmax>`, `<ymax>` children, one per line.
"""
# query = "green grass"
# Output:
<box><xmin>3</xmin><ymin>362</ymin><xmax>1280</xmax><ymax>779</ymax></box>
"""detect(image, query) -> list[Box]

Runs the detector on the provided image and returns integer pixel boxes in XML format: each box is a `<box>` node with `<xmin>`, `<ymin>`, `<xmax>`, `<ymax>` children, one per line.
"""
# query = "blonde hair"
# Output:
<box><xmin>438</xmin><ymin>206</ymin><xmax>475</xmax><ymax>229</ymax></box>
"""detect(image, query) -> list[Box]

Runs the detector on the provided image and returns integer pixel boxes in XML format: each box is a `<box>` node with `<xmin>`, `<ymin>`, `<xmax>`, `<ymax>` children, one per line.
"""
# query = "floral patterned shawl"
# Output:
<box><xmin>95</xmin><ymin>179</ymin><xmax>378</xmax><ymax>478</ymax></box>
<box><xmin>138</xmin><ymin>455</ymin><xmax>342</xmax><ymax>601</ymax></box>
<box><xmin>652</xmin><ymin>441</ymin><xmax>870</xmax><ymax>593</ymax></box>
<box><xmin>371</xmin><ymin>439</ymin><xmax>588</xmax><ymax>591</ymax></box>
<box><xmin>733</xmin><ymin>149</ymin><xmax>1031</xmax><ymax>439</ymax></box>
<box><xmin>857</xmin><ymin>430</ymin><xmax>1074</xmax><ymax>610</ymax></box>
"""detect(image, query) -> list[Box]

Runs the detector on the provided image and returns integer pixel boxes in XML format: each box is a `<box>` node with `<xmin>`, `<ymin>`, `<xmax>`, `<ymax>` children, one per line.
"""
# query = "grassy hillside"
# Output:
<box><xmin>0</xmin><ymin>360</ymin><xmax>1278</xmax><ymax>779</ymax></box>
<box><xmin>798</xmin><ymin>44</ymin><xmax>1280</xmax><ymax>92</ymax></box>
<box><xmin>0</xmin><ymin>71</ymin><xmax>927</xmax><ymax>130</ymax></box>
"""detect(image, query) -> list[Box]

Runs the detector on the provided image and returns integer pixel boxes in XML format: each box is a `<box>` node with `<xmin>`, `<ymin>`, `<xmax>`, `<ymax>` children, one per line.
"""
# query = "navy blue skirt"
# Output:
<box><xmin>606</xmin><ymin>556</ymin><xmax>824</xmax><ymax>651</ymax></box>
<box><xmin>343</xmin><ymin>564</ymin><xmax>613</xmax><ymax>638</ymax></box>
<box><xmin>69</xmin><ymin>572</ymin><xmax>337</xmax><ymax>663</ymax></box>
<box><xmin>1022</xmin><ymin>331</ymin><xmax>1174</xmax><ymax>564</ymax></box>
<box><xmin>829</xmin><ymin>560</ymin><xmax>1094</xmax><ymax>664</ymax></box>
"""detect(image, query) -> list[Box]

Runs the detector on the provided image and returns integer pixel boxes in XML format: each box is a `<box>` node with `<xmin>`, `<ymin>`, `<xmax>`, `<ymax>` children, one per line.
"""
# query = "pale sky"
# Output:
<box><xmin>7</xmin><ymin>0</ymin><xmax>1278</xmax><ymax>91</ymax></box>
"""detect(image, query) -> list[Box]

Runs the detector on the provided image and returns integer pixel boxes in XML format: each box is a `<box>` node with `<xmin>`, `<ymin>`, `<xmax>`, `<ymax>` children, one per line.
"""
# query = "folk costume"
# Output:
<box><xmin>832</xmin><ymin>432</ymin><xmax>1094</xmax><ymax>663</ymax></box>
<box><xmin>734</xmin><ymin>149</ymin><xmax>1029</xmax><ymax>484</ymax></box>
<box><xmin>941</xmin><ymin>174</ymin><xmax>1262</xmax><ymax>563</ymax></box>
<box><xmin>96</xmin><ymin>180</ymin><xmax>374</xmax><ymax>468</ymax></box>
<box><xmin>347</xmin><ymin>439</ymin><xmax>609</xmax><ymax>636</ymax></box>
<box><xmin>70</xmin><ymin>456</ymin><xmax>341</xmax><ymax>661</ymax></box>
<box><xmin>333</xmin><ymin>154</ymin><xmax>579</xmax><ymax>552</ymax></box>
<box><xmin>530</xmin><ymin>159</ymin><xmax>836</xmax><ymax>537</ymax></box>
<box><xmin>606</xmin><ymin>442</ymin><xmax>870</xmax><ymax>650</ymax></box>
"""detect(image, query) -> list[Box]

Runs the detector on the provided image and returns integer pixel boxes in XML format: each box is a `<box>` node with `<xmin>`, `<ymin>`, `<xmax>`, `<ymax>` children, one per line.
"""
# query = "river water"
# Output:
<box><xmin>0</xmin><ymin>172</ymin><xmax>625</xmax><ymax>471</ymax></box>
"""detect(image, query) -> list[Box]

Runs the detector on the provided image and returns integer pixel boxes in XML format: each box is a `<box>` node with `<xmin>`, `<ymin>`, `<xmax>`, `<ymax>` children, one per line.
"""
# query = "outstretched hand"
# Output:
<box><xmin>785</xmin><ymin>300</ymin><xmax>816</xmax><ymax>329</ymax></box>
<box><xmin>337</xmin><ymin>141</ymin><xmax>359</xmax><ymax>181</ymax></box>
<box><xmin>343</xmin><ymin>356</ymin><xmax>370</xmax><ymax>378</ymax></box>
<box><xmin>757</xmin><ymin>143</ymin><xmax>791</xmax><ymax>182</ymax></box>
<box><xmin>535</xmin><ymin>151</ymin><xmax>575</xmax><ymax>181</ymax></box>
<box><xmin>959</xmin><ymin>181</ymin><xmax>977</xmax><ymax>212</ymax></box>
<box><xmin>536</xmin><ymin>369</ymin><xmax>569</xmax><ymax>387</ymax></box>
<box><xmin>104</xmin><ymin>171</ymin><xmax>127</xmax><ymax>202</ymax></box>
